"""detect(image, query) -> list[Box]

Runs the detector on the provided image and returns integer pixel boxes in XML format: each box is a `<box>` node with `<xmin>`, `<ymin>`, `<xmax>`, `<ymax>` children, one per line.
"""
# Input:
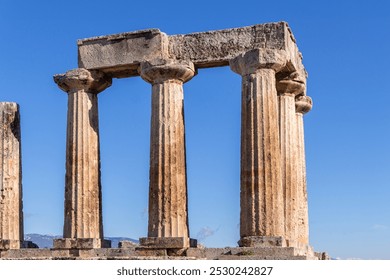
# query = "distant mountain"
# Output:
<box><xmin>24</xmin><ymin>234</ymin><xmax>138</xmax><ymax>248</ymax></box>
<box><xmin>24</xmin><ymin>234</ymin><xmax>61</xmax><ymax>248</ymax></box>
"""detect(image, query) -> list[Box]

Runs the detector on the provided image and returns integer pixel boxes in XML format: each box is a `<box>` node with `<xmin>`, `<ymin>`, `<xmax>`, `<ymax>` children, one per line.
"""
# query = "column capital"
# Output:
<box><xmin>53</xmin><ymin>68</ymin><xmax>112</xmax><ymax>94</ymax></box>
<box><xmin>139</xmin><ymin>59</ymin><xmax>195</xmax><ymax>84</ymax></box>
<box><xmin>277</xmin><ymin>71</ymin><xmax>305</xmax><ymax>96</ymax></box>
<box><xmin>229</xmin><ymin>48</ymin><xmax>287</xmax><ymax>76</ymax></box>
<box><xmin>295</xmin><ymin>95</ymin><xmax>313</xmax><ymax>114</ymax></box>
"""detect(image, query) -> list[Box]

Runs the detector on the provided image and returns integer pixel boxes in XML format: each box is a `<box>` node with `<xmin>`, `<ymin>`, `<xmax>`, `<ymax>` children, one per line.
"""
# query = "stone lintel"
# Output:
<box><xmin>169</xmin><ymin>22</ymin><xmax>289</xmax><ymax>68</ymax></box>
<box><xmin>78</xmin><ymin>29</ymin><xmax>169</xmax><ymax>78</ymax></box>
<box><xmin>53</xmin><ymin>238</ymin><xmax>111</xmax><ymax>249</ymax></box>
<box><xmin>77</xmin><ymin>22</ymin><xmax>305</xmax><ymax>79</ymax></box>
<box><xmin>139</xmin><ymin>237</ymin><xmax>197</xmax><ymax>249</ymax></box>
<box><xmin>238</xmin><ymin>236</ymin><xmax>287</xmax><ymax>248</ymax></box>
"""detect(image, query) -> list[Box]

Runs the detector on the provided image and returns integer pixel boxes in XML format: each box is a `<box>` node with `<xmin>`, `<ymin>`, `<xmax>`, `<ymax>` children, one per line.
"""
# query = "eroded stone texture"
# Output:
<box><xmin>41</xmin><ymin>23</ymin><xmax>319</xmax><ymax>258</ymax></box>
<box><xmin>53</xmin><ymin>68</ymin><xmax>112</xmax><ymax>248</ymax></box>
<box><xmin>77</xmin><ymin>22</ymin><xmax>305</xmax><ymax>83</ymax></box>
<box><xmin>138</xmin><ymin>59</ymin><xmax>195</xmax><ymax>248</ymax></box>
<box><xmin>276</xmin><ymin>72</ymin><xmax>305</xmax><ymax>246</ymax></box>
<box><xmin>295</xmin><ymin>95</ymin><xmax>312</xmax><ymax>245</ymax></box>
<box><xmin>78</xmin><ymin>29</ymin><xmax>169</xmax><ymax>78</ymax></box>
<box><xmin>169</xmin><ymin>23</ymin><xmax>287</xmax><ymax>68</ymax></box>
<box><xmin>230</xmin><ymin>49</ymin><xmax>286</xmax><ymax>245</ymax></box>
<box><xmin>0</xmin><ymin>102</ymin><xmax>23</xmax><ymax>250</ymax></box>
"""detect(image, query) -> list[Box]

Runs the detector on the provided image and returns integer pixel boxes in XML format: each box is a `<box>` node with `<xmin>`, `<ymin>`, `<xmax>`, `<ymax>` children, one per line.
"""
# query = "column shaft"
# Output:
<box><xmin>276</xmin><ymin>73</ymin><xmax>305</xmax><ymax>246</ymax></box>
<box><xmin>53</xmin><ymin>68</ymin><xmax>111</xmax><ymax>249</ymax></box>
<box><xmin>149</xmin><ymin>80</ymin><xmax>188</xmax><ymax>238</ymax></box>
<box><xmin>240</xmin><ymin>69</ymin><xmax>284</xmax><ymax>238</ymax></box>
<box><xmin>279</xmin><ymin>93</ymin><xmax>298</xmax><ymax>244</ymax></box>
<box><xmin>0</xmin><ymin>103</ymin><xmax>23</xmax><ymax>249</ymax></box>
<box><xmin>230</xmin><ymin>49</ymin><xmax>288</xmax><ymax>247</ymax></box>
<box><xmin>139</xmin><ymin>59</ymin><xmax>195</xmax><ymax>249</ymax></box>
<box><xmin>296</xmin><ymin>112</ymin><xmax>308</xmax><ymax>244</ymax></box>
<box><xmin>295</xmin><ymin>95</ymin><xmax>312</xmax><ymax>245</ymax></box>
<box><xmin>64</xmin><ymin>89</ymin><xmax>101</xmax><ymax>239</ymax></box>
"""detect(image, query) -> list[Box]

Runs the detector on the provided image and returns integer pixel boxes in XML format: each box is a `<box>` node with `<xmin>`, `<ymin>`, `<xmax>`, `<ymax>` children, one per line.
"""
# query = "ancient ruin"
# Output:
<box><xmin>0</xmin><ymin>22</ymin><xmax>328</xmax><ymax>259</ymax></box>
<box><xmin>0</xmin><ymin>103</ymin><xmax>23</xmax><ymax>250</ymax></box>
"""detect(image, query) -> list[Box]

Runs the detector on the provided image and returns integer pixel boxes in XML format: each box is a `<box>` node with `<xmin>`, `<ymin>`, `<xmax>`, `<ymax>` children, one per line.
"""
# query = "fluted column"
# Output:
<box><xmin>295</xmin><ymin>95</ymin><xmax>312</xmax><ymax>245</ymax></box>
<box><xmin>276</xmin><ymin>72</ymin><xmax>305</xmax><ymax>246</ymax></box>
<box><xmin>0</xmin><ymin>103</ymin><xmax>23</xmax><ymax>250</ymax></box>
<box><xmin>139</xmin><ymin>59</ymin><xmax>196</xmax><ymax>249</ymax></box>
<box><xmin>230</xmin><ymin>49</ymin><xmax>287</xmax><ymax>247</ymax></box>
<box><xmin>53</xmin><ymin>68</ymin><xmax>112</xmax><ymax>249</ymax></box>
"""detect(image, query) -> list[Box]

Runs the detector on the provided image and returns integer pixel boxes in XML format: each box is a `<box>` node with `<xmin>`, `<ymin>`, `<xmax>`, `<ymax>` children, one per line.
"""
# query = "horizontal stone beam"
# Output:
<box><xmin>77</xmin><ymin>22</ymin><xmax>306</xmax><ymax>80</ymax></box>
<box><xmin>169</xmin><ymin>22</ymin><xmax>287</xmax><ymax>67</ymax></box>
<box><xmin>78</xmin><ymin>29</ymin><xmax>169</xmax><ymax>78</ymax></box>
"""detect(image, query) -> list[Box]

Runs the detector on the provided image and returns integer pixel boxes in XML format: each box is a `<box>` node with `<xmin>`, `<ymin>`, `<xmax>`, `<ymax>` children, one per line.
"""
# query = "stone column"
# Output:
<box><xmin>230</xmin><ymin>49</ymin><xmax>287</xmax><ymax>247</ymax></box>
<box><xmin>295</xmin><ymin>95</ymin><xmax>312</xmax><ymax>245</ymax></box>
<box><xmin>0</xmin><ymin>103</ymin><xmax>23</xmax><ymax>250</ymax></box>
<box><xmin>138</xmin><ymin>59</ymin><xmax>196</xmax><ymax>249</ymax></box>
<box><xmin>53</xmin><ymin>68</ymin><xmax>112</xmax><ymax>249</ymax></box>
<box><xmin>276</xmin><ymin>72</ymin><xmax>305</xmax><ymax>247</ymax></box>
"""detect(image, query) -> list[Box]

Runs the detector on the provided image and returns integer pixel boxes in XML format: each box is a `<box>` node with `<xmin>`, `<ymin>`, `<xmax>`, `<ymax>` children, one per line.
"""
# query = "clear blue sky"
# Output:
<box><xmin>0</xmin><ymin>0</ymin><xmax>389</xmax><ymax>259</ymax></box>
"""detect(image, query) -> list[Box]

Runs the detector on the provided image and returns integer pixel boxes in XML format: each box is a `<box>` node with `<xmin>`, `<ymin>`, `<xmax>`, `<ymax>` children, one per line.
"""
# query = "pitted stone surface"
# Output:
<box><xmin>295</xmin><ymin>95</ymin><xmax>313</xmax><ymax>244</ymax></box>
<box><xmin>139</xmin><ymin>237</ymin><xmax>194</xmax><ymax>249</ymax></box>
<box><xmin>54</xmin><ymin>68</ymin><xmax>112</xmax><ymax>93</ymax></box>
<box><xmin>0</xmin><ymin>246</ymin><xmax>326</xmax><ymax>260</ymax></box>
<box><xmin>277</xmin><ymin>78</ymin><xmax>305</xmax><ymax>245</ymax></box>
<box><xmin>0</xmin><ymin>102</ymin><xmax>23</xmax><ymax>250</ymax></box>
<box><xmin>78</xmin><ymin>29</ymin><xmax>169</xmax><ymax>77</ymax></box>
<box><xmin>53</xmin><ymin>238</ymin><xmax>111</xmax><ymax>249</ymax></box>
<box><xmin>238</xmin><ymin>236</ymin><xmax>287</xmax><ymax>247</ymax></box>
<box><xmin>230</xmin><ymin>48</ymin><xmax>287</xmax><ymax>75</ymax></box>
<box><xmin>230</xmin><ymin>50</ymin><xmax>285</xmax><ymax>241</ymax></box>
<box><xmin>169</xmin><ymin>23</ymin><xmax>288</xmax><ymax>67</ymax></box>
<box><xmin>139</xmin><ymin>61</ymin><xmax>195</xmax><ymax>245</ymax></box>
<box><xmin>54</xmin><ymin>69</ymin><xmax>112</xmax><ymax>248</ymax></box>
<box><xmin>139</xmin><ymin>59</ymin><xmax>195</xmax><ymax>84</ymax></box>
<box><xmin>77</xmin><ymin>22</ymin><xmax>306</xmax><ymax>81</ymax></box>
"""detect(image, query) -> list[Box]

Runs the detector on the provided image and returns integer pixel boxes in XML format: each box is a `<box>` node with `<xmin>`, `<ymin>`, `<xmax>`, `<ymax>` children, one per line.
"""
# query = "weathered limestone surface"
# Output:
<box><xmin>78</xmin><ymin>29</ymin><xmax>169</xmax><ymax>78</ymax></box>
<box><xmin>30</xmin><ymin>22</ymin><xmax>320</xmax><ymax>258</ymax></box>
<box><xmin>0</xmin><ymin>102</ymin><xmax>23</xmax><ymax>250</ymax></box>
<box><xmin>276</xmin><ymin>72</ymin><xmax>305</xmax><ymax>246</ymax></box>
<box><xmin>139</xmin><ymin>237</ymin><xmax>196</xmax><ymax>249</ymax></box>
<box><xmin>53</xmin><ymin>68</ymin><xmax>112</xmax><ymax>248</ymax></box>
<box><xmin>138</xmin><ymin>59</ymin><xmax>195</xmax><ymax>248</ymax></box>
<box><xmin>230</xmin><ymin>49</ymin><xmax>286</xmax><ymax>244</ymax></box>
<box><xmin>78</xmin><ymin>22</ymin><xmax>306</xmax><ymax>83</ymax></box>
<box><xmin>169</xmin><ymin>23</ymin><xmax>287</xmax><ymax>67</ymax></box>
<box><xmin>0</xmin><ymin>246</ymin><xmax>328</xmax><ymax>260</ymax></box>
<box><xmin>295</xmin><ymin>95</ymin><xmax>312</xmax><ymax>245</ymax></box>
